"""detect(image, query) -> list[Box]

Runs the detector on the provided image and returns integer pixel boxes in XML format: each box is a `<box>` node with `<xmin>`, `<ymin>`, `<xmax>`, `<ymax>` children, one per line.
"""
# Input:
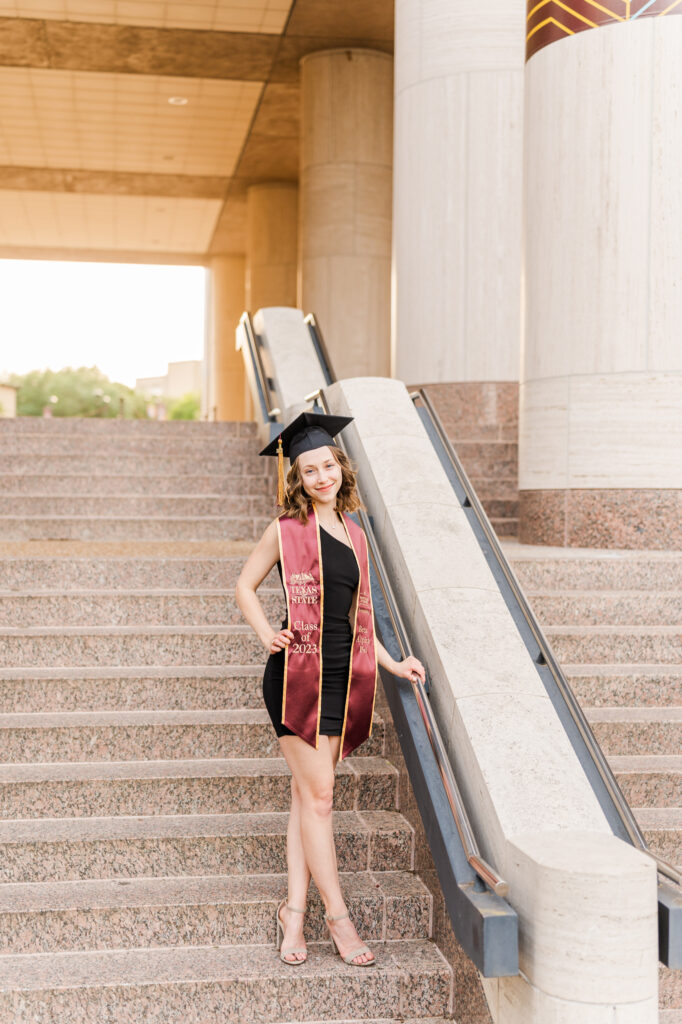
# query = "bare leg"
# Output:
<box><xmin>279</xmin><ymin>734</ymin><xmax>374</xmax><ymax>965</ymax></box>
<box><xmin>277</xmin><ymin>773</ymin><xmax>310</xmax><ymax>963</ymax></box>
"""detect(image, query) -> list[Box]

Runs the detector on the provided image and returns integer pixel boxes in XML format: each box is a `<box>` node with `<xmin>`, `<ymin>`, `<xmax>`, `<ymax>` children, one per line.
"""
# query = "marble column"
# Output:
<box><xmin>392</xmin><ymin>0</ymin><xmax>526</xmax><ymax>386</ymax></box>
<box><xmin>246</xmin><ymin>183</ymin><xmax>298</xmax><ymax>312</ymax></box>
<box><xmin>521</xmin><ymin>11</ymin><xmax>682</xmax><ymax>548</ymax></box>
<box><xmin>299</xmin><ymin>48</ymin><xmax>393</xmax><ymax>378</ymax></box>
<box><xmin>205</xmin><ymin>254</ymin><xmax>247</xmax><ymax>422</ymax></box>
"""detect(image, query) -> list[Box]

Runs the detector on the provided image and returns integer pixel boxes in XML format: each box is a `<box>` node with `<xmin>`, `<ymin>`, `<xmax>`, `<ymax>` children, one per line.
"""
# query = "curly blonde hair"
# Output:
<box><xmin>281</xmin><ymin>445</ymin><xmax>364</xmax><ymax>524</ymax></box>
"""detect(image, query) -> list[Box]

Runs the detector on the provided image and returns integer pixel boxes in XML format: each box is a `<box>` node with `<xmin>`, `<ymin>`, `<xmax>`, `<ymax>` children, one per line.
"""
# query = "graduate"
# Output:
<box><xmin>235</xmin><ymin>412</ymin><xmax>425</xmax><ymax>966</ymax></box>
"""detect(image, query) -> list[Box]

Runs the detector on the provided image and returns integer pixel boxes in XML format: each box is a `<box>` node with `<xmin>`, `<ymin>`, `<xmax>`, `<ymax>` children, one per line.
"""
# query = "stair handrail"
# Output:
<box><xmin>309</xmin><ymin>386</ymin><xmax>508</xmax><ymax>898</ymax></box>
<box><xmin>237</xmin><ymin>312</ymin><xmax>281</xmax><ymax>423</ymax></box>
<box><xmin>413</xmin><ymin>385</ymin><xmax>682</xmax><ymax>891</ymax></box>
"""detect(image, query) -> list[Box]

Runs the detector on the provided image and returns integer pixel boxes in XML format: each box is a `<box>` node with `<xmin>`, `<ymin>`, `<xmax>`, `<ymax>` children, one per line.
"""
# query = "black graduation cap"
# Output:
<box><xmin>259</xmin><ymin>411</ymin><xmax>353</xmax><ymax>506</ymax></box>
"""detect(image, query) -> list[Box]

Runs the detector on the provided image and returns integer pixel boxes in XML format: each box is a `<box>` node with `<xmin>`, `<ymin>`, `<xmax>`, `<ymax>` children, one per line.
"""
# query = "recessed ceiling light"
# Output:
<box><xmin>168</xmin><ymin>96</ymin><xmax>188</xmax><ymax>106</ymax></box>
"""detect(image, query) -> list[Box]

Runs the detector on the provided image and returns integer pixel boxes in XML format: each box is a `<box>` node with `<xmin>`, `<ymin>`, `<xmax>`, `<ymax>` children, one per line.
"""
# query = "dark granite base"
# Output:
<box><xmin>374</xmin><ymin>678</ymin><xmax>493</xmax><ymax>1024</ymax></box>
<box><xmin>519</xmin><ymin>489</ymin><xmax>682</xmax><ymax>549</ymax></box>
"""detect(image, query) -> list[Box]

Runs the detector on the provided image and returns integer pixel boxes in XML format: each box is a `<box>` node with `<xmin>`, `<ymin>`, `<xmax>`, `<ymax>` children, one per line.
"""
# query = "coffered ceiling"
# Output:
<box><xmin>0</xmin><ymin>0</ymin><xmax>393</xmax><ymax>263</ymax></box>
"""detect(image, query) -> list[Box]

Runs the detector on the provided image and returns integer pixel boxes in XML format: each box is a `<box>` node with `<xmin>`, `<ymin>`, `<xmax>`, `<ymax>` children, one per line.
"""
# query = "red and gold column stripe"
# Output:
<box><xmin>526</xmin><ymin>0</ymin><xmax>682</xmax><ymax>60</ymax></box>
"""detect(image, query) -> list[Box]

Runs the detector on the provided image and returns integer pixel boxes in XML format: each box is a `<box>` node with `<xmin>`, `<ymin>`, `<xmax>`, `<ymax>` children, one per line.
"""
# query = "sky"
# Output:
<box><xmin>0</xmin><ymin>260</ymin><xmax>206</xmax><ymax>388</ymax></box>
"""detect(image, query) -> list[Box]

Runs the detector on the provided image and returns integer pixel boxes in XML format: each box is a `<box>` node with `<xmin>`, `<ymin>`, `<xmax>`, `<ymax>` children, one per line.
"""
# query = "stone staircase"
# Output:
<box><xmin>506</xmin><ymin>542</ymin><xmax>682</xmax><ymax>1022</ymax></box>
<box><xmin>0</xmin><ymin>417</ymin><xmax>454</xmax><ymax>1023</ymax></box>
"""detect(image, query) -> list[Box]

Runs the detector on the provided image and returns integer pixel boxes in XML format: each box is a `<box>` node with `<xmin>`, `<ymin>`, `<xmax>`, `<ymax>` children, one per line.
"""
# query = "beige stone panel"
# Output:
<box><xmin>524</xmin><ymin>23</ymin><xmax>654</xmax><ymax>382</ymax></box>
<box><xmin>299</xmin><ymin>164</ymin><xmax>356</xmax><ymax>259</ymax></box>
<box><xmin>649</xmin><ymin>19</ymin><xmax>682</xmax><ymax>373</ymax></box>
<box><xmin>505</xmin><ymin>832</ymin><xmax>657</xmax><ymax>1006</ymax></box>
<box><xmin>246</xmin><ymin>183</ymin><xmax>297</xmax><ymax>311</ymax></box>
<box><xmin>252</xmin><ymin>307</ymin><xmax>327</xmax><ymax>423</ymax></box>
<box><xmin>332</xmin><ymin>376</ymin><xmax>429</xmax><ymax>441</ymax></box>
<box><xmin>497</xmin><ymin>983</ymin><xmax>658</xmax><ymax>1024</ymax></box>
<box><xmin>518</xmin><ymin>377</ymin><xmax>568</xmax><ymax>490</ymax></box>
<box><xmin>0</xmin><ymin>190</ymin><xmax>221</xmax><ymax>253</ymax></box>
<box><xmin>300</xmin><ymin>50</ymin><xmax>393</xmax><ymax>170</ymax></box>
<box><xmin>206</xmin><ymin>254</ymin><xmax>247</xmax><ymax>421</ymax></box>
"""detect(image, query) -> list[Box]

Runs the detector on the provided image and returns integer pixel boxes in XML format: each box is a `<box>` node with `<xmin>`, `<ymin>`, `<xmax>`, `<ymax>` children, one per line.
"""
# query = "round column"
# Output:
<box><xmin>521</xmin><ymin>12</ymin><xmax>682</xmax><ymax>548</ymax></box>
<box><xmin>206</xmin><ymin>254</ymin><xmax>248</xmax><ymax>421</ymax></box>
<box><xmin>246</xmin><ymin>183</ymin><xmax>298</xmax><ymax>311</ymax></box>
<box><xmin>299</xmin><ymin>48</ymin><xmax>393</xmax><ymax>378</ymax></box>
<box><xmin>392</xmin><ymin>0</ymin><xmax>526</xmax><ymax>385</ymax></box>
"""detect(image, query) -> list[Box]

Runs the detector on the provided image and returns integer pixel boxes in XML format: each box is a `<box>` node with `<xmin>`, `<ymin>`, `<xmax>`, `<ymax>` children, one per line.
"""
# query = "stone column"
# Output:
<box><xmin>299</xmin><ymin>48</ymin><xmax>393</xmax><ymax>378</ymax></box>
<box><xmin>246</xmin><ymin>183</ymin><xmax>298</xmax><ymax>311</ymax></box>
<box><xmin>205</xmin><ymin>254</ymin><xmax>247</xmax><ymax>422</ymax></box>
<box><xmin>521</xmin><ymin>11</ymin><xmax>682</xmax><ymax>548</ymax></box>
<box><xmin>392</xmin><ymin>0</ymin><xmax>526</xmax><ymax>385</ymax></box>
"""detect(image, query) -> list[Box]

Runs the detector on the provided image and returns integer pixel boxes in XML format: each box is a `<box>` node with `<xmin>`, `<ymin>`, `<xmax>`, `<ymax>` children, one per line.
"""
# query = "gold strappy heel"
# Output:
<box><xmin>276</xmin><ymin>898</ymin><xmax>307</xmax><ymax>965</ymax></box>
<box><xmin>325</xmin><ymin>911</ymin><xmax>375</xmax><ymax>967</ymax></box>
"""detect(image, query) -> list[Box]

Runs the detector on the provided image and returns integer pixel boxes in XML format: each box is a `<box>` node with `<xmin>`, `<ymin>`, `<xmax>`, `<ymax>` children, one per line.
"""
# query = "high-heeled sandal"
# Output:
<box><xmin>276</xmin><ymin>898</ymin><xmax>307</xmax><ymax>965</ymax></box>
<box><xmin>325</xmin><ymin>911</ymin><xmax>375</xmax><ymax>966</ymax></box>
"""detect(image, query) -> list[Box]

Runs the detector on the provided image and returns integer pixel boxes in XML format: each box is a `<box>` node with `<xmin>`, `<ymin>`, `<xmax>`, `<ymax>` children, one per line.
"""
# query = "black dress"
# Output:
<box><xmin>263</xmin><ymin>525</ymin><xmax>360</xmax><ymax>737</ymax></box>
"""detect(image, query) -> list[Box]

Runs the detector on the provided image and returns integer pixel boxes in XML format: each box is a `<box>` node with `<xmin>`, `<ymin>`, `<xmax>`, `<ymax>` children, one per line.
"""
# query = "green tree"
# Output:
<box><xmin>9</xmin><ymin>367</ymin><xmax>148</xmax><ymax>418</ymax></box>
<box><xmin>169</xmin><ymin>392</ymin><xmax>200</xmax><ymax>421</ymax></box>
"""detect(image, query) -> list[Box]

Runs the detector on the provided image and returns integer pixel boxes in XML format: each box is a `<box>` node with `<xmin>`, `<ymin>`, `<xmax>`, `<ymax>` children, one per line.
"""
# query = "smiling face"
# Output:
<box><xmin>296</xmin><ymin>445</ymin><xmax>343</xmax><ymax>507</ymax></box>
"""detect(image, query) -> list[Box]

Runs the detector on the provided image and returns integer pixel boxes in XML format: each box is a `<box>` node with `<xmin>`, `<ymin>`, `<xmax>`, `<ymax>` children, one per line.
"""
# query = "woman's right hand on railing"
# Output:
<box><xmin>267</xmin><ymin>628</ymin><xmax>294</xmax><ymax>655</ymax></box>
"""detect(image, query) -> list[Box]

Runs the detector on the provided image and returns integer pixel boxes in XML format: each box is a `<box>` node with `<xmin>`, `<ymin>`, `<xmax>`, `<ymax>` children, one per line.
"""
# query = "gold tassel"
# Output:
<box><xmin>276</xmin><ymin>435</ymin><xmax>285</xmax><ymax>507</ymax></box>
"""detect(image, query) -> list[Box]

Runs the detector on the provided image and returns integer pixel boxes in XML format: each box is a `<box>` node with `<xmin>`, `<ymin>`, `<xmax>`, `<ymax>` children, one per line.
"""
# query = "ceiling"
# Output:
<box><xmin>0</xmin><ymin>0</ymin><xmax>393</xmax><ymax>263</ymax></box>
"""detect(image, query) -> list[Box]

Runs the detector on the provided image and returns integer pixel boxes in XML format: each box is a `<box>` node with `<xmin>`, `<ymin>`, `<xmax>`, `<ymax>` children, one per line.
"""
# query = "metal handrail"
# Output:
<box><xmin>413</xmin><ymin>385</ymin><xmax>682</xmax><ymax>890</ymax></box>
<box><xmin>312</xmin><ymin>386</ymin><xmax>508</xmax><ymax>898</ymax></box>
<box><xmin>237</xmin><ymin>312</ymin><xmax>281</xmax><ymax>422</ymax></box>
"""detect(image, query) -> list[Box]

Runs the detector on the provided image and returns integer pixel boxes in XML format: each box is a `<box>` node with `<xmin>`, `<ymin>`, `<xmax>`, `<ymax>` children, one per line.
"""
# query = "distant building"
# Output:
<box><xmin>136</xmin><ymin>360</ymin><xmax>202</xmax><ymax>400</ymax></box>
<box><xmin>0</xmin><ymin>383</ymin><xmax>18</xmax><ymax>418</ymax></box>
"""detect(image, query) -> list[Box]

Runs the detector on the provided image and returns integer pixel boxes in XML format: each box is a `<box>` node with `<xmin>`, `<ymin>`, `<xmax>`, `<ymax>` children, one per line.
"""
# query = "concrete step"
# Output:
<box><xmin>0</xmin><ymin>419</ymin><xmax>257</xmax><ymax>436</ymax></box>
<box><xmin>527</xmin><ymin>591</ymin><xmax>682</xmax><ymax>626</ymax></box>
<box><xmin>610</xmin><ymin>755</ymin><xmax>682</xmax><ymax>806</ymax></box>
<box><xmin>0</xmin><ymin>472</ymin><xmax>274</xmax><ymax>496</ymax></box>
<box><xmin>564</xmin><ymin>665</ymin><xmax>682</xmax><ymax>708</ymax></box>
<box><xmin>0</xmin><ymin>624</ymin><xmax>268</xmax><ymax>666</ymax></box>
<box><xmin>0</xmin><ymin>869</ymin><xmax>429</xmax><ymax>954</ymax></box>
<box><xmin>586</xmin><ymin>706</ymin><xmax>682</xmax><ymax>756</ymax></box>
<box><xmin>0</xmin><ymin>810</ymin><xmax>414</xmax><ymax>882</ymax></box>
<box><xmin>0</xmin><ymin>666</ymin><xmax>265</xmax><ymax>712</ymax></box>
<box><xmin>0</xmin><ymin>939</ymin><xmax>451</xmax><ymax>1022</ymax></box>
<box><xmin>0</xmin><ymin>453</ymin><xmax>269</xmax><ymax>476</ymax></box>
<box><xmin>0</xmin><ymin>588</ymin><xmax>284</xmax><ymax>627</ymax></box>
<box><xmin>0</xmin><ymin>435</ymin><xmax>259</xmax><ymax>456</ymax></box>
<box><xmin>0</xmin><ymin>756</ymin><xmax>398</xmax><ymax>818</ymax></box>
<box><xmin>544</xmin><ymin>625</ymin><xmax>681</xmax><ymax>664</ymax></box>
<box><xmin>0</xmin><ymin>494</ymin><xmax>277</xmax><ymax>517</ymax></box>
<box><xmin>0</xmin><ymin>513</ymin><xmax>271</xmax><ymax>542</ymax></box>
<box><xmin>634</xmin><ymin>807</ymin><xmax>682</xmax><ymax>865</ymax></box>
<box><xmin>505</xmin><ymin>546</ymin><xmax>682</xmax><ymax>591</ymax></box>
<box><xmin>0</xmin><ymin>555</ymin><xmax>265</xmax><ymax>589</ymax></box>
<box><xmin>0</xmin><ymin>709</ymin><xmax>385</xmax><ymax>762</ymax></box>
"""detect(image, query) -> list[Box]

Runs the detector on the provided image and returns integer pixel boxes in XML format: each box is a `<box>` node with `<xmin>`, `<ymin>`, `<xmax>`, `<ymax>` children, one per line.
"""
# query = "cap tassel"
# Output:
<box><xmin>276</xmin><ymin>435</ymin><xmax>285</xmax><ymax>507</ymax></box>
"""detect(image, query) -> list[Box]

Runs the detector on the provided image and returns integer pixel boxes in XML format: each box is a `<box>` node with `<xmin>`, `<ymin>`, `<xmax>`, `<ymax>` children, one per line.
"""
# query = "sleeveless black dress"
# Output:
<box><xmin>263</xmin><ymin>525</ymin><xmax>360</xmax><ymax>738</ymax></box>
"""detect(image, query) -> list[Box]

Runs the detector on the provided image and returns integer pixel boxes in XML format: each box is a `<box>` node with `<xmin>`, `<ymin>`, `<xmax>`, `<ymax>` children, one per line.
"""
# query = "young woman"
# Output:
<box><xmin>235</xmin><ymin>412</ymin><xmax>425</xmax><ymax>967</ymax></box>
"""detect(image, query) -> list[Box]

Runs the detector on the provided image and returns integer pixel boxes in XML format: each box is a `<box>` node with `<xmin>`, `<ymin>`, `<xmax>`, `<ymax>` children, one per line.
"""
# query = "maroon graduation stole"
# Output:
<box><xmin>276</xmin><ymin>505</ymin><xmax>377</xmax><ymax>759</ymax></box>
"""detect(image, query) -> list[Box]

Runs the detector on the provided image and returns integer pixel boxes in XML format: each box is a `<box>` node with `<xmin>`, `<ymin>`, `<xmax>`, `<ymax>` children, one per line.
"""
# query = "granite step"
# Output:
<box><xmin>0</xmin><ymin>435</ymin><xmax>259</xmax><ymax>456</ymax></box>
<box><xmin>0</xmin><ymin>514</ymin><xmax>271</xmax><ymax>542</ymax></box>
<box><xmin>0</xmin><ymin>625</ymin><xmax>268</xmax><ymax>666</ymax></box>
<box><xmin>0</xmin><ymin>810</ymin><xmax>414</xmax><ymax>882</ymax></box>
<box><xmin>449</xmin><ymin>441</ymin><xmax>517</xmax><ymax>478</ymax></box>
<box><xmin>464</xmin><ymin>476</ymin><xmax>519</xmax><ymax>503</ymax></box>
<box><xmin>0</xmin><ymin>589</ymin><xmax>284</xmax><ymax>627</ymax></box>
<box><xmin>0</xmin><ymin>472</ymin><xmax>274</xmax><ymax>496</ymax></box>
<box><xmin>544</xmin><ymin>625</ymin><xmax>681</xmax><ymax>664</ymax></box>
<box><xmin>0</xmin><ymin>555</ymin><xmax>265</xmax><ymax>589</ymax></box>
<box><xmin>0</xmin><ymin>494</ymin><xmax>277</xmax><ymax>518</ymax></box>
<box><xmin>526</xmin><ymin>591</ymin><xmax>682</xmax><ymax>626</ymax></box>
<box><xmin>634</xmin><ymin>807</ymin><xmax>682</xmax><ymax>864</ymax></box>
<box><xmin>660</xmin><ymin>964</ymin><xmax>682</xmax><ymax>1015</ymax></box>
<box><xmin>488</xmin><ymin>517</ymin><xmax>518</xmax><ymax>538</ymax></box>
<box><xmin>0</xmin><ymin>870</ymin><xmax>429</xmax><ymax>954</ymax></box>
<box><xmin>0</xmin><ymin>709</ymin><xmax>385</xmax><ymax>762</ymax></box>
<box><xmin>0</xmin><ymin>666</ymin><xmax>265</xmax><ymax>712</ymax></box>
<box><xmin>0</xmin><ymin>419</ymin><xmax>257</xmax><ymax>436</ymax></box>
<box><xmin>479</xmin><ymin>498</ymin><xmax>518</xmax><ymax>520</ymax></box>
<box><xmin>0</xmin><ymin>939</ymin><xmax>451</xmax><ymax>1022</ymax></box>
<box><xmin>586</xmin><ymin>706</ymin><xmax>682</xmax><ymax>756</ymax></box>
<box><xmin>0</xmin><ymin>454</ymin><xmax>270</xmax><ymax>476</ymax></box>
<box><xmin>0</xmin><ymin>756</ymin><xmax>398</xmax><ymax>818</ymax></box>
<box><xmin>505</xmin><ymin>547</ymin><xmax>682</xmax><ymax>591</ymax></box>
<box><xmin>563</xmin><ymin>665</ymin><xmax>682</xmax><ymax>708</ymax></box>
<box><xmin>610</xmin><ymin>755</ymin><xmax>682</xmax><ymax>806</ymax></box>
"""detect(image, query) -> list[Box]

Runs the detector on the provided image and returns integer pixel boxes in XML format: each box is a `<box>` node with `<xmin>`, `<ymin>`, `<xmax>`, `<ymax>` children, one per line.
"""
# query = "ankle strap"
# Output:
<box><xmin>325</xmin><ymin>912</ymin><xmax>349</xmax><ymax>922</ymax></box>
<box><xmin>286</xmin><ymin>904</ymin><xmax>305</xmax><ymax>915</ymax></box>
